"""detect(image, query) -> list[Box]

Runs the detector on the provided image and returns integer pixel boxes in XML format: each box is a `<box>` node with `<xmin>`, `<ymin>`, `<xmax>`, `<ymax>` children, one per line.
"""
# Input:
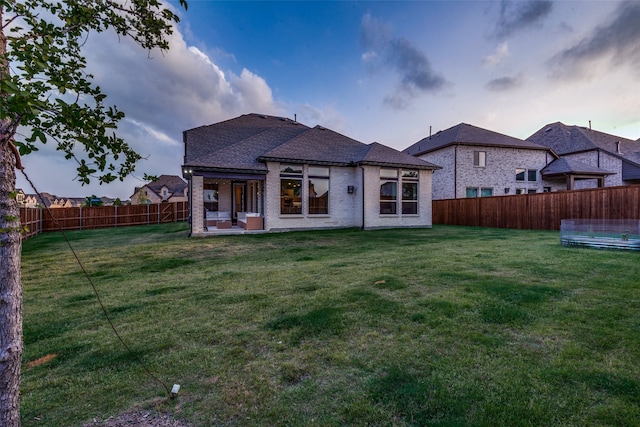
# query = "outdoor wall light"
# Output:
<box><xmin>347</xmin><ymin>185</ymin><xmax>355</xmax><ymax>194</ymax></box>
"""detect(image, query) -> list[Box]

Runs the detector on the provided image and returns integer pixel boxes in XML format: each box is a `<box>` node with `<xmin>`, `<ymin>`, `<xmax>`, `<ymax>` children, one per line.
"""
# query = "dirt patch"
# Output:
<box><xmin>27</xmin><ymin>354</ymin><xmax>57</xmax><ymax>369</ymax></box>
<box><xmin>83</xmin><ymin>411</ymin><xmax>192</xmax><ymax>427</ymax></box>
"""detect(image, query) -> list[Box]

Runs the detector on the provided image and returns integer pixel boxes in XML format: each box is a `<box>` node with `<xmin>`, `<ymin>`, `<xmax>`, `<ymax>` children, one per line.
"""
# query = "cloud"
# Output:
<box><xmin>359</xmin><ymin>14</ymin><xmax>448</xmax><ymax>110</ymax></box>
<box><xmin>17</xmin><ymin>15</ymin><xmax>283</xmax><ymax>199</ymax></box>
<box><xmin>483</xmin><ymin>42</ymin><xmax>510</xmax><ymax>68</ymax></box>
<box><xmin>548</xmin><ymin>1</ymin><xmax>640</xmax><ymax>79</ymax></box>
<box><xmin>495</xmin><ymin>0</ymin><xmax>553</xmax><ymax>38</ymax></box>
<box><xmin>485</xmin><ymin>74</ymin><xmax>524</xmax><ymax>92</ymax></box>
<box><xmin>296</xmin><ymin>104</ymin><xmax>347</xmax><ymax>133</ymax></box>
<box><xmin>359</xmin><ymin>13</ymin><xmax>393</xmax><ymax>51</ymax></box>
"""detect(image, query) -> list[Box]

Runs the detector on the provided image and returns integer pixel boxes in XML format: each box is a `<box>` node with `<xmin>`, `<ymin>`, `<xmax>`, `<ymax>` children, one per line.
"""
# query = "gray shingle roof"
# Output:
<box><xmin>403</xmin><ymin>123</ymin><xmax>551</xmax><ymax>156</ymax></box>
<box><xmin>527</xmin><ymin>122</ymin><xmax>640</xmax><ymax>165</ymax></box>
<box><xmin>360</xmin><ymin>142</ymin><xmax>440</xmax><ymax>169</ymax></box>
<box><xmin>183</xmin><ymin>114</ymin><xmax>439</xmax><ymax>172</ymax></box>
<box><xmin>259</xmin><ymin>125</ymin><xmax>366</xmax><ymax>165</ymax></box>
<box><xmin>541</xmin><ymin>158</ymin><xmax>614</xmax><ymax>177</ymax></box>
<box><xmin>147</xmin><ymin>175</ymin><xmax>187</xmax><ymax>194</ymax></box>
<box><xmin>184</xmin><ymin>114</ymin><xmax>307</xmax><ymax>167</ymax></box>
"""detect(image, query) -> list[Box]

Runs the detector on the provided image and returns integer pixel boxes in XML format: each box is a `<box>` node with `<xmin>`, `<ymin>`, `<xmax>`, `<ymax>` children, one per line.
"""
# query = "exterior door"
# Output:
<box><xmin>232</xmin><ymin>183</ymin><xmax>246</xmax><ymax>222</ymax></box>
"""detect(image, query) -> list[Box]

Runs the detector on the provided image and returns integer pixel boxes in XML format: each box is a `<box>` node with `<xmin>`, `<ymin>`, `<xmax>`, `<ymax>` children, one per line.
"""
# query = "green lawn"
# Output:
<box><xmin>20</xmin><ymin>223</ymin><xmax>640</xmax><ymax>426</ymax></box>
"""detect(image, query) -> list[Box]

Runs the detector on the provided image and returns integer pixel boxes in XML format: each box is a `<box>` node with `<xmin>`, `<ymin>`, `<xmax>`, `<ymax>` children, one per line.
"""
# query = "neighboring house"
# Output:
<box><xmin>403</xmin><ymin>123</ymin><xmax>561</xmax><ymax>200</ymax></box>
<box><xmin>15</xmin><ymin>189</ymin><xmax>40</xmax><ymax>208</ymax></box>
<box><xmin>181</xmin><ymin>113</ymin><xmax>439</xmax><ymax>235</ymax></box>
<box><xmin>528</xmin><ymin>122</ymin><xmax>639</xmax><ymax>190</ymax></box>
<box><xmin>131</xmin><ymin>175</ymin><xmax>188</xmax><ymax>205</ymax></box>
<box><xmin>15</xmin><ymin>190</ymin><xmax>86</xmax><ymax>208</ymax></box>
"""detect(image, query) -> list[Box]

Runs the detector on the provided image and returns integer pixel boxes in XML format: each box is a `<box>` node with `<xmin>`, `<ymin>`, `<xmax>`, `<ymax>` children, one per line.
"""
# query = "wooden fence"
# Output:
<box><xmin>19</xmin><ymin>201</ymin><xmax>189</xmax><ymax>237</ymax></box>
<box><xmin>432</xmin><ymin>185</ymin><xmax>640</xmax><ymax>231</ymax></box>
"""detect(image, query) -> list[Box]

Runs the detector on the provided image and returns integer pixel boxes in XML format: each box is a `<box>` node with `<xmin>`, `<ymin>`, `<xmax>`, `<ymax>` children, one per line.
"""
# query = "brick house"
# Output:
<box><xmin>528</xmin><ymin>122</ymin><xmax>639</xmax><ymax>189</ymax></box>
<box><xmin>403</xmin><ymin>123</ymin><xmax>562</xmax><ymax>199</ymax></box>
<box><xmin>130</xmin><ymin>175</ymin><xmax>188</xmax><ymax>205</ymax></box>
<box><xmin>181</xmin><ymin>113</ymin><xmax>439</xmax><ymax>235</ymax></box>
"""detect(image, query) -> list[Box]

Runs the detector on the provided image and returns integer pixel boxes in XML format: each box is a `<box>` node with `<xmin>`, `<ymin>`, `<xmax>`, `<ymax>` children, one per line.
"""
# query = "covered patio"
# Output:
<box><xmin>187</xmin><ymin>173</ymin><xmax>266</xmax><ymax>236</ymax></box>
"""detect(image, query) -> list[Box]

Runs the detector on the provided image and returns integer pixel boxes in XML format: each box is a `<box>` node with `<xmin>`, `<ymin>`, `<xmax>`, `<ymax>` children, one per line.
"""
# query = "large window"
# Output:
<box><xmin>516</xmin><ymin>168</ymin><xmax>537</xmax><ymax>182</ymax></box>
<box><xmin>280</xmin><ymin>164</ymin><xmax>303</xmax><ymax>214</ymax></box>
<box><xmin>401</xmin><ymin>170</ymin><xmax>419</xmax><ymax>214</ymax></box>
<box><xmin>380</xmin><ymin>169</ymin><xmax>398</xmax><ymax>214</ymax></box>
<box><xmin>308</xmin><ymin>166</ymin><xmax>329</xmax><ymax>214</ymax></box>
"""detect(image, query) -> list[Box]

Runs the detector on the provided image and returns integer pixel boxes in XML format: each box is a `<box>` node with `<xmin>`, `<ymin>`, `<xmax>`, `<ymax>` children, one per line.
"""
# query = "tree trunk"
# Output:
<box><xmin>0</xmin><ymin>129</ymin><xmax>22</xmax><ymax>427</ymax></box>
<box><xmin>0</xmin><ymin>5</ymin><xmax>24</xmax><ymax>425</ymax></box>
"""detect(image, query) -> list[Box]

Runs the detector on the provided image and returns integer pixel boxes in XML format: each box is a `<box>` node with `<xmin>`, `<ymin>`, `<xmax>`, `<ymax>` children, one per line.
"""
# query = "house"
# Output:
<box><xmin>528</xmin><ymin>122</ymin><xmax>639</xmax><ymax>190</ymax></box>
<box><xmin>181</xmin><ymin>113</ymin><xmax>439</xmax><ymax>235</ymax></box>
<box><xmin>15</xmin><ymin>189</ymin><xmax>41</xmax><ymax>208</ymax></box>
<box><xmin>15</xmin><ymin>190</ymin><xmax>86</xmax><ymax>208</ymax></box>
<box><xmin>403</xmin><ymin>123</ymin><xmax>561</xmax><ymax>199</ymax></box>
<box><xmin>130</xmin><ymin>175</ymin><xmax>188</xmax><ymax>205</ymax></box>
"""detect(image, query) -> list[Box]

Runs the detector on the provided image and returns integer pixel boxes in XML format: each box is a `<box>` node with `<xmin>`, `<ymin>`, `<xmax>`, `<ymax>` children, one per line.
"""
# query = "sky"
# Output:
<box><xmin>15</xmin><ymin>0</ymin><xmax>640</xmax><ymax>200</ymax></box>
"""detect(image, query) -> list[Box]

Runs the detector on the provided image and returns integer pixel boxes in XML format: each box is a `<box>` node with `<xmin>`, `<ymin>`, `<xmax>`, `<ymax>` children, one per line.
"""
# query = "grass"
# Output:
<box><xmin>19</xmin><ymin>223</ymin><xmax>640</xmax><ymax>426</ymax></box>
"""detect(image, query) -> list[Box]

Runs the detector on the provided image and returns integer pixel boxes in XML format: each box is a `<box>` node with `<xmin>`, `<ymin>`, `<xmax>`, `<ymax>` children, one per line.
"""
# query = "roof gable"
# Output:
<box><xmin>403</xmin><ymin>123</ymin><xmax>550</xmax><ymax>156</ymax></box>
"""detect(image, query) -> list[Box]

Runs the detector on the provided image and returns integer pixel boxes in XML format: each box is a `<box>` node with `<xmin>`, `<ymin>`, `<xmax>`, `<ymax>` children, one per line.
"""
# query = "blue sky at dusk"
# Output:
<box><xmin>16</xmin><ymin>0</ymin><xmax>640</xmax><ymax>199</ymax></box>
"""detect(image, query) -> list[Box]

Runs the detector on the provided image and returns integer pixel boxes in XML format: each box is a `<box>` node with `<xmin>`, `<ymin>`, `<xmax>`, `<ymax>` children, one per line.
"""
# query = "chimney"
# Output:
<box><xmin>589</xmin><ymin>120</ymin><xmax>592</xmax><ymax>130</ymax></box>
<box><xmin>429</xmin><ymin>125</ymin><xmax>432</xmax><ymax>140</ymax></box>
<box><xmin>616</xmin><ymin>141</ymin><xmax>622</xmax><ymax>154</ymax></box>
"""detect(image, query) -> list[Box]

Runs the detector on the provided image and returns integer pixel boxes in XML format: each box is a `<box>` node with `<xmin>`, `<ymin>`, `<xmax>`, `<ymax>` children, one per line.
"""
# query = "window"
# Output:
<box><xmin>474</xmin><ymin>151</ymin><xmax>486</xmax><ymax>167</ymax></box>
<box><xmin>402</xmin><ymin>170</ymin><xmax>419</xmax><ymax>214</ymax></box>
<box><xmin>516</xmin><ymin>188</ymin><xmax>525</xmax><ymax>195</ymax></box>
<box><xmin>280</xmin><ymin>164</ymin><xmax>303</xmax><ymax>214</ymax></box>
<box><xmin>380</xmin><ymin>169</ymin><xmax>398</xmax><ymax>214</ymax></box>
<box><xmin>527</xmin><ymin>189</ymin><xmax>537</xmax><ymax>194</ymax></box>
<box><xmin>467</xmin><ymin>187</ymin><xmax>493</xmax><ymax>198</ymax></box>
<box><xmin>543</xmin><ymin>187</ymin><xmax>551</xmax><ymax>193</ymax></box>
<box><xmin>516</xmin><ymin>168</ymin><xmax>537</xmax><ymax>182</ymax></box>
<box><xmin>308</xmin><ymin>166</ymin><xmax>329</xmax><ymax>214</ymax></box>
<box><xmin>481</xmin><ymin>188</ymin><xmax>493</xmax><ymax>197</ymax></box>
<box><xmin>204</xmin><ymin>183</ymin><xmax>219</xmax><ymax>211</ymax></box>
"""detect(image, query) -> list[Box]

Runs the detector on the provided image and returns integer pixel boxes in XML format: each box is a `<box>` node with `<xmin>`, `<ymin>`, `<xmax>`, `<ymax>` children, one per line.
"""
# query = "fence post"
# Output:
<box><xmin>79</xmin><ymin>205</ymin><xmax>82</xmax><ymax>230</ymax></box>
<box><xmin>115</xmin><ymin>205</ymin><xmax>118</xmax><ymax>228</ymax></box>
<box><xmin>147</xmin><ymin>203</ymin><xmax>150</xmax><ymax>225</ymax></box>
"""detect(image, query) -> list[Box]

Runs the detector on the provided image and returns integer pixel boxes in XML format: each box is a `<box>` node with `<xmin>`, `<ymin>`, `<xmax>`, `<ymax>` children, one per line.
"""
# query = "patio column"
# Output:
<box><xmin>191</xmin><ymin>175</ymin><xmax>205</xmax><ymax>235</ymax></box>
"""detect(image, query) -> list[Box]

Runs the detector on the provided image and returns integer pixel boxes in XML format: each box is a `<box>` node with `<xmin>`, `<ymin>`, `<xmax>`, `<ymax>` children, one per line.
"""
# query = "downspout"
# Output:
<box><xmin>187</xmin><ymin>175</ymin><xmax>193</xmax><ymax>237</ymax></box>
<box><xmin>454</xmin><ymin>145</ymin><xmax>458</xmax><ymax>199</ymax></box>
<box><xmin>361</xmin><ymin>166</ymin><xmax>365</xmax><ymax>230</ymax></box>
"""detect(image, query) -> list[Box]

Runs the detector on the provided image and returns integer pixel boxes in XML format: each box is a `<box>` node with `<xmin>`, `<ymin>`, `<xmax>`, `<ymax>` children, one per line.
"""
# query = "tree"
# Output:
<box><xmin>85</xmin><ymin>194</ymin><xmax>103</xmax><ymax>207</ymax></box>
<box><xmin>0</xmin><ymin>1</ymin><xmax>187</xmax><ymax>425</ymax></box>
